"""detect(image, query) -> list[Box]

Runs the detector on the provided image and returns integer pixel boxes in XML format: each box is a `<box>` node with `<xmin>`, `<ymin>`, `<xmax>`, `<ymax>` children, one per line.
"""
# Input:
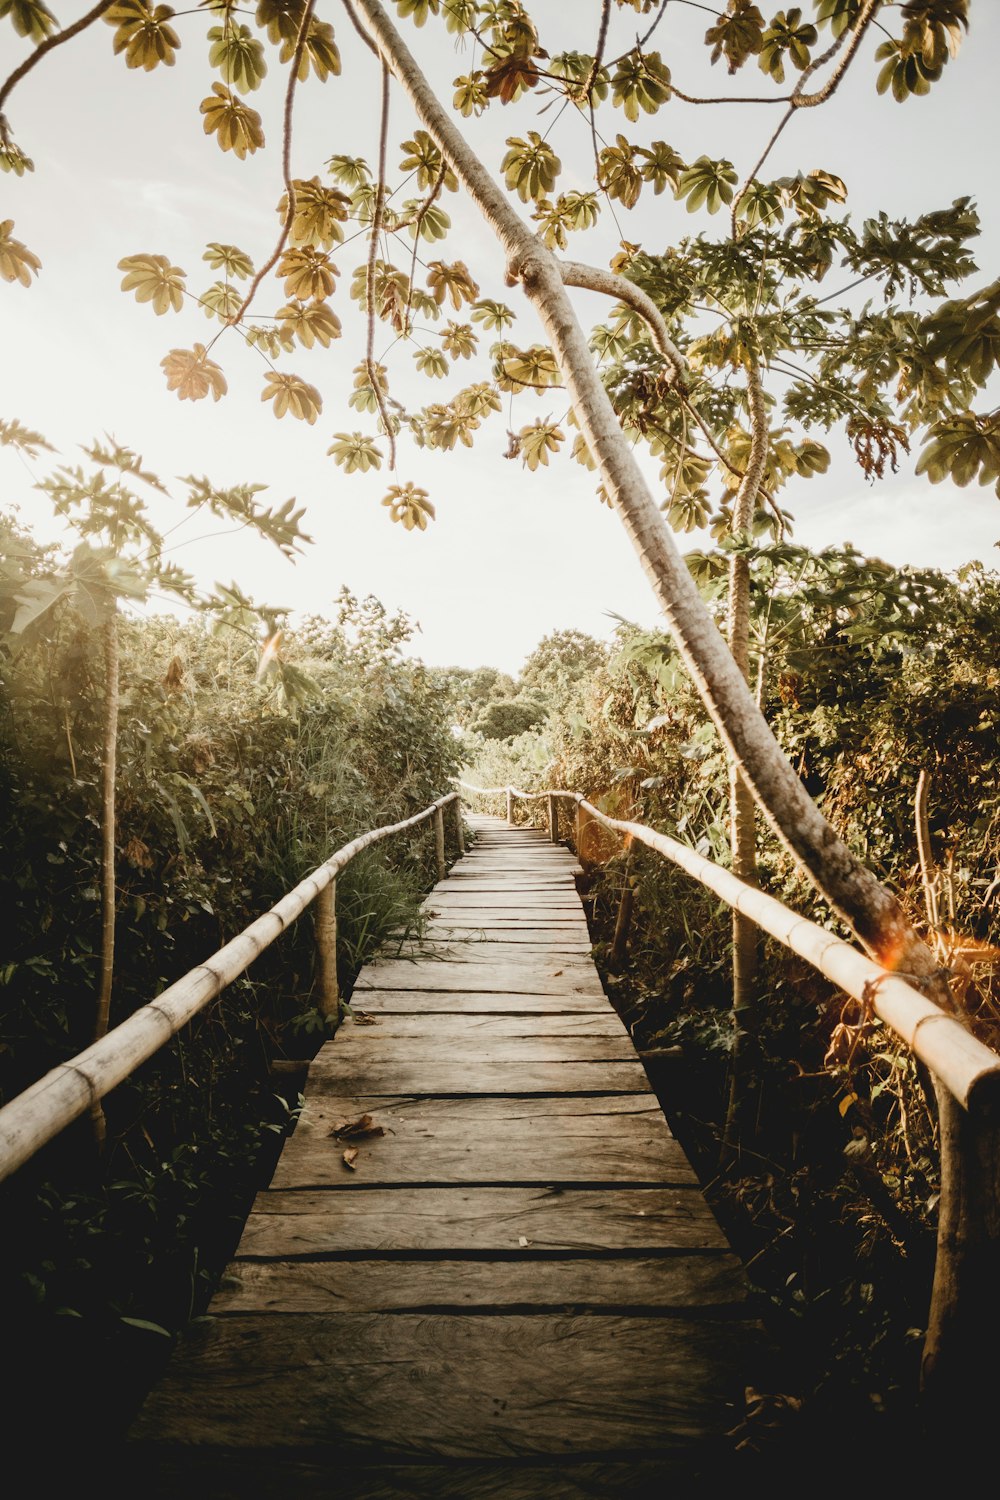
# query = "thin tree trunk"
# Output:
<box><xmin>724</xmin><ymin>361</ymin><xmax>768</xmax><ymax>1150</ymax></box>
<box><xmin>90</xmin><ymin>608</ymin><xmax>119</xmax><ymax>1151</ymax></box>
<box><xmin>351</xmin><ymin>0</ymin><xmax>925</xmax><ymax>975</ymax></box>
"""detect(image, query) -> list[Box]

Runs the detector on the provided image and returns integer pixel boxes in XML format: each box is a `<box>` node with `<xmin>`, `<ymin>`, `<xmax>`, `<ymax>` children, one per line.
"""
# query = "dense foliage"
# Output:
<box><xmin>462</xmin><ymin>549</ymin><xmax>1000</xmax><ymax>1434</ymax></box>
<box><xmin>0</xmin><ymin>567</ymin><xmax>459</xmax><ymax>1450</ymax></box>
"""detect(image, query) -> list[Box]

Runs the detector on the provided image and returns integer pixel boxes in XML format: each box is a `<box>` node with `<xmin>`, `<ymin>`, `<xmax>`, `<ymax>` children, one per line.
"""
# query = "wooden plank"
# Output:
<box><xmin>211</xmin><ymin>1255</ymin><xmax>750</xmax><ymax>1314</ymax></box>
<box><xmin>418</xmin><ymin>931</ymin><xmax>593</xmax><ymax>950</ymax></box>
<box><xmin>238</xmin><ymin>1186</ymin><xmax>726</xmax><ymax>1254</ymax></box>
<box><xmin>299</xmin><ymin>1060</ymin><xmax>651</xmax><ymax>1095</ymax></box>
<box><xmin>127</xmin><ymin>1312</ymin><xmax>753</xmax><ymax>1457</ymax></box>
<box><xmin>317</xmin><ymin>1037</ymin><xmax>636</xmax><ymax>1063</ymax></box>
<box><xmin>118</xmin><ymin>1454</ymin><xmax>746</xmax><ymax>1498</ymax></box>
<box><xmin>372</xmin><ymin>945</ymin><xmax>597</xmax><ymax>967</ymax></box>
<box><xmin>349</xmin><ymin>991</ymin><xmax>610</xmax><ymax>1014</ymax></box>
<box><xmin>353</xmin><ymin>963</ymin><xmax>605</xmax><ymax>997</ymax></box>
<box><xmin>332</xmin><ymin>1015</ymin><xmax>629</xmax><ymax>1038</ymax></box>
<box><xmin>288</xmin><ymin>1094</ymin><xmax>663</xmax><ymax>1121</ymax></box>
<box><xmin>270</xmin><ymin>1105</ymin><xmax>696</xmax><ymax>1186</ymax></box>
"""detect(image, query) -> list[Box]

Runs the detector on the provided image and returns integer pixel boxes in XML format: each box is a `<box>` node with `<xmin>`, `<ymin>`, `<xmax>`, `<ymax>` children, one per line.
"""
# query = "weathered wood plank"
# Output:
<box><xmin>210</xmin><ymin>1255</ymin><xmax>749</xmax><ymax>1315</ymax></box>
<box><xmin>354</xmin><ymin>963</ymin><xmax>605</xmax><ymax>996</ymax></box>
<box><xmin>290</xmin><ymin>1093</ymin><xmax>664</xmax><ymax>1121</ymax></box>
<box><xmin>333</xmin><ymin>1015</ymin><xmax>629</xmax><ymax>1038</ymax></box>
<box><xmin>238</xmin><ymin>1186</ymin><xmax>725</xmax><ymax>1254</ymax></box>
<box><xmin>372</xmin><ymin>944</ymin><xmax>598</xmax><ymax>968</ymax></box>
<box><xmin>349</xmin><ymin>991</ymin><xmax>610</xmax><ymax>1013</ymax></box>
<box><xmin>270</xmin><ymin>1111</ymin><xmax>696</xmax><ymax>1187</ymax></box>
<box><xmin>299</xmin><ymin>1060</ymin><xmax>651</xmax><ymax>1096</ymax></box>
<box><xmin>318</xmin><ymin>1036</ymin><xmax>636</xmax><ymax>1063</ymax></box>
<box><xmin>128</xmin><ymin>1312</ymin><xmax>753</xmax><ymax>1457</ymax></box>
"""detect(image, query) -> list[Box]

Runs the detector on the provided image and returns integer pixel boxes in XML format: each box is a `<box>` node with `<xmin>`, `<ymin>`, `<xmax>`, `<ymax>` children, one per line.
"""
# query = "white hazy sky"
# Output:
<box><xmin>2</xmin><ymin>2</ymin><xmax>999</xmax><ymax>672</ymax></box>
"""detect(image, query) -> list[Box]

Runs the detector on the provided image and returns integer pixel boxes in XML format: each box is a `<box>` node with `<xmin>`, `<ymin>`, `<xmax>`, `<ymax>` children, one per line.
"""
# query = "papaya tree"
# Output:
<box><xmin>3</xmin><ymin>0</ymin><xmax>999</xmax><ymax>1418</ymax></box>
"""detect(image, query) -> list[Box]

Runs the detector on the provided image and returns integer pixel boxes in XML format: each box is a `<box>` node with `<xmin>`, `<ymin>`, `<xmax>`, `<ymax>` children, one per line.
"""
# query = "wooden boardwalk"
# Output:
<box><xmin>126</xmin><ymin>814</ymin><xmax>761</xmax><ymax>1494</ymax></box>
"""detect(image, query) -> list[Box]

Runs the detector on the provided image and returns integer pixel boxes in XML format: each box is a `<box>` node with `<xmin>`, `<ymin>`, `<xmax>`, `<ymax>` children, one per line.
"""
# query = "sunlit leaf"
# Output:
<box><xmin>277</xmin><ymin>298</ymin><xmax>342</xmax><ymax>347</ymax></box>
<box><xmin>0</xmin><ymin>220</ymin><xmax>41</xmax><ymax>287</ymax></box>
<box><xmin>0</xmin><ymin>142</ymin><xmax>34</xmax><ymax>176</ymax></box>
<box><xmin>501</xmin><ymin>132</ymin><xmax>561</xmax><ymax>203</ymax></box>
<box><xmin>203</xmin><ymin>242</ymin><xmax>254</xmax><ymax>279</ymax></box>
<box><xmin>610</xmin><ymin>50</ymin><xmax>671</xmax><ymax>122</ymax></box>
<box><xmin>199</xmin><ymin>279</ymin><xmax>243</xmax><ymax>322</ymax></box>
<box><xmin>118</xmin><ymin>252</ymin><xmax>185</xmax><ymax>313</ymax></box>
<box><xmin>327</xmin><ymin>431</ymin><xmax>383</xmax><ymax>472</ymax></box>
<box><xmin>161</xmin><ymin>344</ymin><xmax>228</xmax><ymax>402</ymax></box>
<box><xmin>0</xmin><ymin>0</ymin><xmax>58</xmax><ymax>44</ymax></box>
<box><xmin>277</xmin><ymin>246</ymin><xmax>338</xmax><ymax>301</ymax></box>
<box><xmin>382</xmin><ymin>480</ymin><xmax>435</xmax><ymax>530</ymax></box>
<box><xmin>261</xmin><ymin>371</ymin><xmax>322</xmax><ymax>423</ymax></box>
<box><xmin>518</xmin><ymin>420</ymin><xmax>564</xmax><ymax>470</ymax></box>
<box><xmin>426</xmin><ymin>258</ymin><xmax>479</xmax><ymax>310</ymax></box>
<box><xmin>104</xmin><ymin>0</ymin><xmax>180</xmax><ymax>70</ymax></box>
<box><xmin>200</xmin><ymin>83</ymin><xmax>265</xmax><ymax>158</ymax></box>
<box><xmin>208</xmin><ymin>23</ymin><xmax>266</xmax><ymax>90</ymax></box>
<box><xmin>279</xmin><ymin>177</ymin><xmax>350</xmax><ymax>249</ymax></box>
<box><xmin>414</xmin><ymin>347</ymin><xmax>449</xmax><ymax>379</ymax></box>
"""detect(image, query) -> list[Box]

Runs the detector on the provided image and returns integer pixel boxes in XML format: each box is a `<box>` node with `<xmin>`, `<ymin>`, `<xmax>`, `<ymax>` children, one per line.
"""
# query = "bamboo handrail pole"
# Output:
<box><xmin>0</xmin><ymin>793</ymin><xmax>460</xmax><ymax>1184</ymax></box>
<box><xmin>570</xmin><ymin>797</ymin><xmax>1000</xmax><ymax>1114</ymax></box>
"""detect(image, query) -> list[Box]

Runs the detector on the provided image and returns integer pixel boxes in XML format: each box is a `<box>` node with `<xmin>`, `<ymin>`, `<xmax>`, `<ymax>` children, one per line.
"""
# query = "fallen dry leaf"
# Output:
<box><xmin>351</xmin><ymin>1011</ymin><xmax>379</xmax><ymax>1026</ymax></box>
<box><xmin>331</xmin><ymin>1113</ymin><xmax>385</xmax><ymax>1141</ymax></box>
<box><xmin>342</xmin><ymin>1148</ymin><xmax>359</xmax><ymax>1170</ymax></box>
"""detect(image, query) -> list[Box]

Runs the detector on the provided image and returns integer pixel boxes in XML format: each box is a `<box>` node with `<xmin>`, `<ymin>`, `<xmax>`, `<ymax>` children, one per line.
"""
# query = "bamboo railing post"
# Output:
<box><xmin>506</xmin><ymin>788</ymin><xmax>514</xmax><ymax>826</ymax></box>
<box><xmin>315</xmin><ymin>878</ymin><xmax>339</xmax><ymax>1018</ymax></box>
<box><xmin>548</xmin><ymin>793</ymin><xmax>558</xmax><ymax>843</ymax></box>
<box><xmin>611</xmin><ymin>847</ymin><xmax>635</xmax><ymax>968</ymax></box>
<box><xmin>434</xmin><ymin>804</ymin><xmax>446</xmax><ymax>882</ymax></box>
<box><xmin>454</xmin><ymin>797</ymin><xmax>465</xmax><ymax>855</ymax></box>
<box><xmin>575</xmin><ymin>801</ymin><xmax>586</xmax><ymax>862</ymax></box>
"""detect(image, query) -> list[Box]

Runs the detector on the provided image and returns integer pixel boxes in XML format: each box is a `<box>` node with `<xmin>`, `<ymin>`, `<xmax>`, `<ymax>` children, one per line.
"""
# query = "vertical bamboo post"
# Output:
<box><xmin>611</xmin><ymin>844</ymin><xmax>635</xmax><ymax>967</ymax></box>
<box><xmin>548</xmin><ymin>794</ymin><xmax>558</xmax><ymax>843</ymax></box>
<box><xmin>575</xmin><ymin>802</ymin><xmax>586</xmax><ymax>862</ymax></box>
<box><xmin>506</xmin><ymin>788</ymin><xmax>514</xmax><ymax>826</ymax></box>
<box><xmin>315</xmin><ymin>878</ymin><xmax>339</xmax><ymax>1018</ymax></box>
<box><xmin>454</xmin><ymin>797</ymin><xmax>465</xmax><ymax>855</ymax></box>
<box><xmin>434</xmin><ymin>804</ymin><xmax>446</xmax><ymax>882</ymax></box>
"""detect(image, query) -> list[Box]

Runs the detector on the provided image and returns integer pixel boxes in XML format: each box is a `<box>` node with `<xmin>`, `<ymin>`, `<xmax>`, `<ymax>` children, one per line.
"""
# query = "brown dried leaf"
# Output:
<box><xmin>342</xmin><ymin>1148</ymin><xmax>359</xmax><ymax>1170</ymax></box>
<box><xmin>351</xmin><ymin>1011</ymin><xmax>380</xmax><ymax>1026</ymax></box>
<box><xmin>330</xmin><ymin>1113</ymin><xmax>385</xmax><ymax>1141</ymax></box>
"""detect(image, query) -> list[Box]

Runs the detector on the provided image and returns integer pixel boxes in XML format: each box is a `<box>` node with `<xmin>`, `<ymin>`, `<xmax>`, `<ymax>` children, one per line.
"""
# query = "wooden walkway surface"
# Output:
<box><xmin>126</xmin><ymin>815</ymin><xmax>762</xmax><ymax>1494</ymax></box>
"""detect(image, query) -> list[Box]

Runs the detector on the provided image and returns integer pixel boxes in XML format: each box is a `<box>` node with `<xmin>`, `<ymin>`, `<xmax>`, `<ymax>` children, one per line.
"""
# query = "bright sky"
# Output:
<box><xmin>2</xmin><ymin>2</ymin><xmax>999</xmax><ymax>673</ymax></box>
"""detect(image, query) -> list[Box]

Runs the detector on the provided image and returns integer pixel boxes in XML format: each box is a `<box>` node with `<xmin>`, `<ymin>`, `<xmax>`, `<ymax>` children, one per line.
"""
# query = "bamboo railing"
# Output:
<box><xmin>457</xmin><ymin>780</ymin><xmax>1000</xmax><ymax>1113</ymax></box>
<box><xmin>0</xmin><ymin>792</ymin><xmax>464</xmax><ymax>1185</ymax></box>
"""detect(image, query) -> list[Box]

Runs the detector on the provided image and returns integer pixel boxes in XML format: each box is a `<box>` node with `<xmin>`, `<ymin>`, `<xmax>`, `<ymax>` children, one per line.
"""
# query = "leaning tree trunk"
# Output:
<box><xmin>90</xmin><ymin>606</ymin><xmax>119</xmax><ymax>1153</ymax></box>
<box><xmin>723</xmin><ymin>360</ymin><xmax>768</xmax><ymax>1154</ymax></box>
<box><xmin>350</xmin><ymin>0</ymin><xmax>998</xmax><ymax>1429</ymax></box>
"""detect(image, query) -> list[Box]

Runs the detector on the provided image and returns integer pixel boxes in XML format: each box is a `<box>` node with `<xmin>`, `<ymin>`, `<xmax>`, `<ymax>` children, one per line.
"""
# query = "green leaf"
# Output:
<box><xmin>610</xmin><ymin>50</ymin><xmax>671</xmax><ymax>122</ymax></box>
<box><xmin>705</xmin><ymin>2</ymin><xmax>765</xmax><ymax>72</ymax></box>
<box><xmin>0</xmin><ymin>142</ymin><xmax>34</xmax><ymax>176</ymax></box>
<box><xmin>501</xmin><ymin>132</ymin><xmax>561</xmax><ymax>203</ymax></box>
<box><xmin>279</xmin><ymin>177</ymin><xmax>350</xmax><ymax>249</ymax></box>
<box><xmin>208</xmin><ymin>23</ymin><xmax>266</xmax><ymax>90</ymax></box>
<box><xmin>0</xmin><ymin>0</ymin><xmax>58</xmax><ymax>44</ymax></box>
<box><xmin>426</xmin><ymin>259</ymin><xmax>479</xmax><ymax>310</ymax></box>
<box><xmin>199</xmin><ymin>280</ymin><xmax>243</xmax><ymax>322</ymax></box>
<box><xmin>277</xmin><ymin>299</ymin><xmax>342</xmax><ymax>348</ymax></box>
<box><xmin>414</xmin><ymin>347</ymin><xmax>449</xmax><ymax>379</ymax></box>
<box><xmin>261</xmin><ymin>371</ymin><xmax>322</xmax><ymax>423</ymax></box>
<box><xmin>104</xmin><ymin>0</ymin><xmax>180</xmax><ymax>70</ymax></box>
<box><xmin>118</xmin><ymin>253</ymin><xmax>185</xmax><ymax>313</ymax></box>
<box><xmin>453</xmin><ymin>71</ymin><xmax>488</xmax><ymax>117</ymax></box>
<box><xmin>676</xmin><ymin>156</ymin><xmax>738</xmax><ymax>214</ymax></box>
<box><xmin>200</xmin><ymin>83</ymin><xmax>265</xmax><ymax>158</ymax></box>
<box><xmin>518</xmin><ymin>420</ymin><xmax>564</xmax><ymax>471</ymax></box>
<box><xmin>277</xmin><ymin>246</ymin><xmax>338</xmax><ymax>301</ymax></box>
<box><xmin>393</xmin><ymin>0</ymin><xmax>438</xmax><ymax>25</ymax></box>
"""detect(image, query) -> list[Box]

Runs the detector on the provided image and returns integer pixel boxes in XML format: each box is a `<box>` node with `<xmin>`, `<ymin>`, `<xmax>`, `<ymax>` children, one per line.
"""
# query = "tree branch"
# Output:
<box><xmin>366</xmin><ymin>59</ymin><xmax>398</xmax><ymax>469</ymax></box>
<box><xmin>0</xmin><ymin>0</ymin><xmax>116</xmax><ymax>145</ymax></box>
<box><xmin>558</xmin><ymin>258</ymin><xmax>687</xmax><ymax>387</ymax></box>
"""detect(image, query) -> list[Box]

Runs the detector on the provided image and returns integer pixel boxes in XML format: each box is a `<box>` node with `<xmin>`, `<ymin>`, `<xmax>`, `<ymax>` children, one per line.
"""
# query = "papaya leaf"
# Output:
<box><xmin>382</xmin><ymin>481</ymin><xmax>435</xmax><ymax>531</ymax></box>
<box><xmin>161</xmin><ymin>344</ymin><xmax>228</xmax><ymax>402</ymax></box>
<box><xmin>0</xmin><ymin>220</ymin><xmax>41</xmax><ymax>287</ymax></box>
<box><xmin>200</xmin><ymin>83</ymin><xmax>265</xmax><ymax>158</ymax></box>
<box><xmin>261</xmin><ymin>372</ymin><xmax>322</xmax><ymax>423</ymax></box>
<box><xmin>118</xmin><ymin>253</ymin><xmax>185</xmax><ymax>313</ymax></box>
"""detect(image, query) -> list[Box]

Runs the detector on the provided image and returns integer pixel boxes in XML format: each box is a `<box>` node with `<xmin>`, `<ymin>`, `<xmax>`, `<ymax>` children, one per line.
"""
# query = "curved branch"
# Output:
<box><xmin>580</xmin><ymin>0</ymin><xmax>611</xmax><ymax>101</ymax></box>
<box><xmin>792</xmin><ymin>0</ymin><xmax>882</xmax><ymax>108</ymax></box>
<box><xmin>225</xmin><ymin>0</ymin><xmax>316</xmax><ymax>332</ymax></box>
<box><xmin>558</xmin><ymin>259</ymin><xmax>687</xmax><ymax>387</ymax></box>
<box><xmin>0</xmin><ymin>0</ymin><xmax>115</xmax><ymax>144</ymax></box>
<box><xmin>366</xmin><ymin>59</ymin><xmax>398</xmax><ymax>469</ymax></box>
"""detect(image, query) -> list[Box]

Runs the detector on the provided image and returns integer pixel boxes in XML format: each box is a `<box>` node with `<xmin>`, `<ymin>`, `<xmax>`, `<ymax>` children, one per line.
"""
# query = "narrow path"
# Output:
<box><xmin>126</xmin><ymin>815</ymin><xmax>762</xmax><ymax>1494</ymax></box>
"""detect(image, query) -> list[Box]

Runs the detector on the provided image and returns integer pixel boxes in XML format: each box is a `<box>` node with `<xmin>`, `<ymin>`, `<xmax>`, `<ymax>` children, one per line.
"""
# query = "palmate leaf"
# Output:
<box><xmin>637</xmin><ymin>141</ymin><xmax>685</xmax><ymax>196</ymax></box>
<box><xmin>471</xmin><ymin>299</ymin><xmax>515</xmax><ymax>333</ymax></box>
<box><xmin>549</xmin><ymin>50</ymin><xmax>609</xmax><ymax>105</ymax></box>
<box><xmin>441</xmin><ymin>322</ymin><xmax>476</xmax><ymax>359</ymax></box>
<box><xmin>325</xmin><ymin>154</ymin><xmax>370</xmax><ymax>189</ymax></box>
<box><xmin>279</xmin><ymin>177</ymin><xmax>350</xmax><ymax>248</ymax></box>
<box><xmin>382</xmin><ymin>481</ymin><xmax>435</xmax><ymax>531</ymax></box>
<box><xmin>0</xmin><ymin>142</ymin><xmax>34</xmax><ymax>176</ymax></box>
<box><xmin>0</xmin><ymin>220</ymin><xmax>41</xmax><ymax>286</ymax></box>
<box><xmin>610</xmin><ymin>50</ymin><xmax>671</xmax><ymax>122</ymax></box>
<box><xmin>501</xmin><ymin>132</ymin><xmax>561</xmax><ymax>204</ymax></box>
<box><xmin>208</xmin><ymin>23</ymin><xmax>267</xmax><ymax>91</ymax></box>
<box><xmin>399</xmin><ymin>129</ymin><xmax>457</xmax><ymax>192</ymax></box>
<box><xmin>282</xmin><ymin>18</ymin><xmax>340</xmax><ymax>81</ymax></box>
<box><xmin>277</xmin><ymin>299</ymin><xmax>342</xmax><ymax>348</ymax></box>
<box><xmin>261</xmin><ymin>371</ymin><xmax>322</xmax><ymax>423</ymax></box>
<box><xmin>518</xmin><ymin>420</ymin><xmax>564</xmax><ymax>471</ymax></box>
<box><xmin>426</xmin><ymin>259</ymin><xmax>479</xmax><ymax>310</ymax></box>
<box><xmin>676</xmin><ymin>155</ymin><xmax>738</xmax><ymax>214</ymax></box>
<box><xmin>199</xmin><ymin>280</ymin><xmax>243</xmax><ymax>321</ymax></box>
<box><xmin>0</xmin><ymin>417</ymin><xmax>55</xmax><ymax>457</ymax></box>
<box><xmin>414</xmin><ymin>347</ymin><xmax>449</xmax><ymax>379</ymax></box>
<box><xmin>453</xmin><ymin>71</ymin><xmax>489</xmax><ymax>117</ymax></box>
<box><xmin>255</xmin><ymin>0</ymin><xmax>304</xmax><ymax>45</ymax></box>
<box><xmin>104</xmin><ymin>0</ymin><xmax>180</xmax><ymax>70</ymax></box>
<box><xmin>0</xmin><ymin>0</ymin><xmax>57</xmax><ymax>43</ymax></box>
<box><xmin>161</xmin><ymin>344</ymin><xmax>228</xmax><ymax>401</ymax></box>
<box><xmin>705</xmin><ymin>2</ymin><xmax>765</xmax><ymax>73</ymax></box>
<box><xmin>494</xmin><ymin>342</ymin><xmax>560</xmax><ymax>391</ymax></box>
<box><xmin>915</xmin><ymin>412</ymin><xmax>1000</xmax><ymax>491</ymax></box>
<box><xmin>200</xmin><ymin>83</ymin><xmax>265</xmax><ymax>158</ymax></box>
<box><xmin>402</xmin><ymin>200</ymin><xmax>451</xmax><ymax>243</ymax></box>
<box><xmin>277</xmin><ymin>246</ymin><xmax>338</xmax><ymax>300</ymax></box>
<box><xmin>394</xmin><ymin>0</ymin><xmax>438</xmax><ymax>24</ymax></box>
<box><xmin>245</xmin><ymin>324</ymin><xmax>294</xmax><ymax>357</ymax></box>
<box><xmin>598</xmin><ymin>137</ymin><xmax>642</xmax><ymax>209</ymax></box>
<box><xmin>118</xmin><ymin>252</ymin><xmax>185</xmax><ymax>313</ymax></box>
<box><xmin>874</xmin><ymin>37</ymin><xmax>942</xmax><ymax>101</ymax></box>
<box><xmin>758</xmin><ymin>8</ymin><xmax>817</xmax><ymax>82</ymax></box>
<box><xmin>327</xmin><ymin>432</ymin><xmax>383</xmax><ymax>472</ymax></box>
<box><xmin>203</xmin><ymin>241</ymin><xmax>254</xmax><ymax>279</ymax></box>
